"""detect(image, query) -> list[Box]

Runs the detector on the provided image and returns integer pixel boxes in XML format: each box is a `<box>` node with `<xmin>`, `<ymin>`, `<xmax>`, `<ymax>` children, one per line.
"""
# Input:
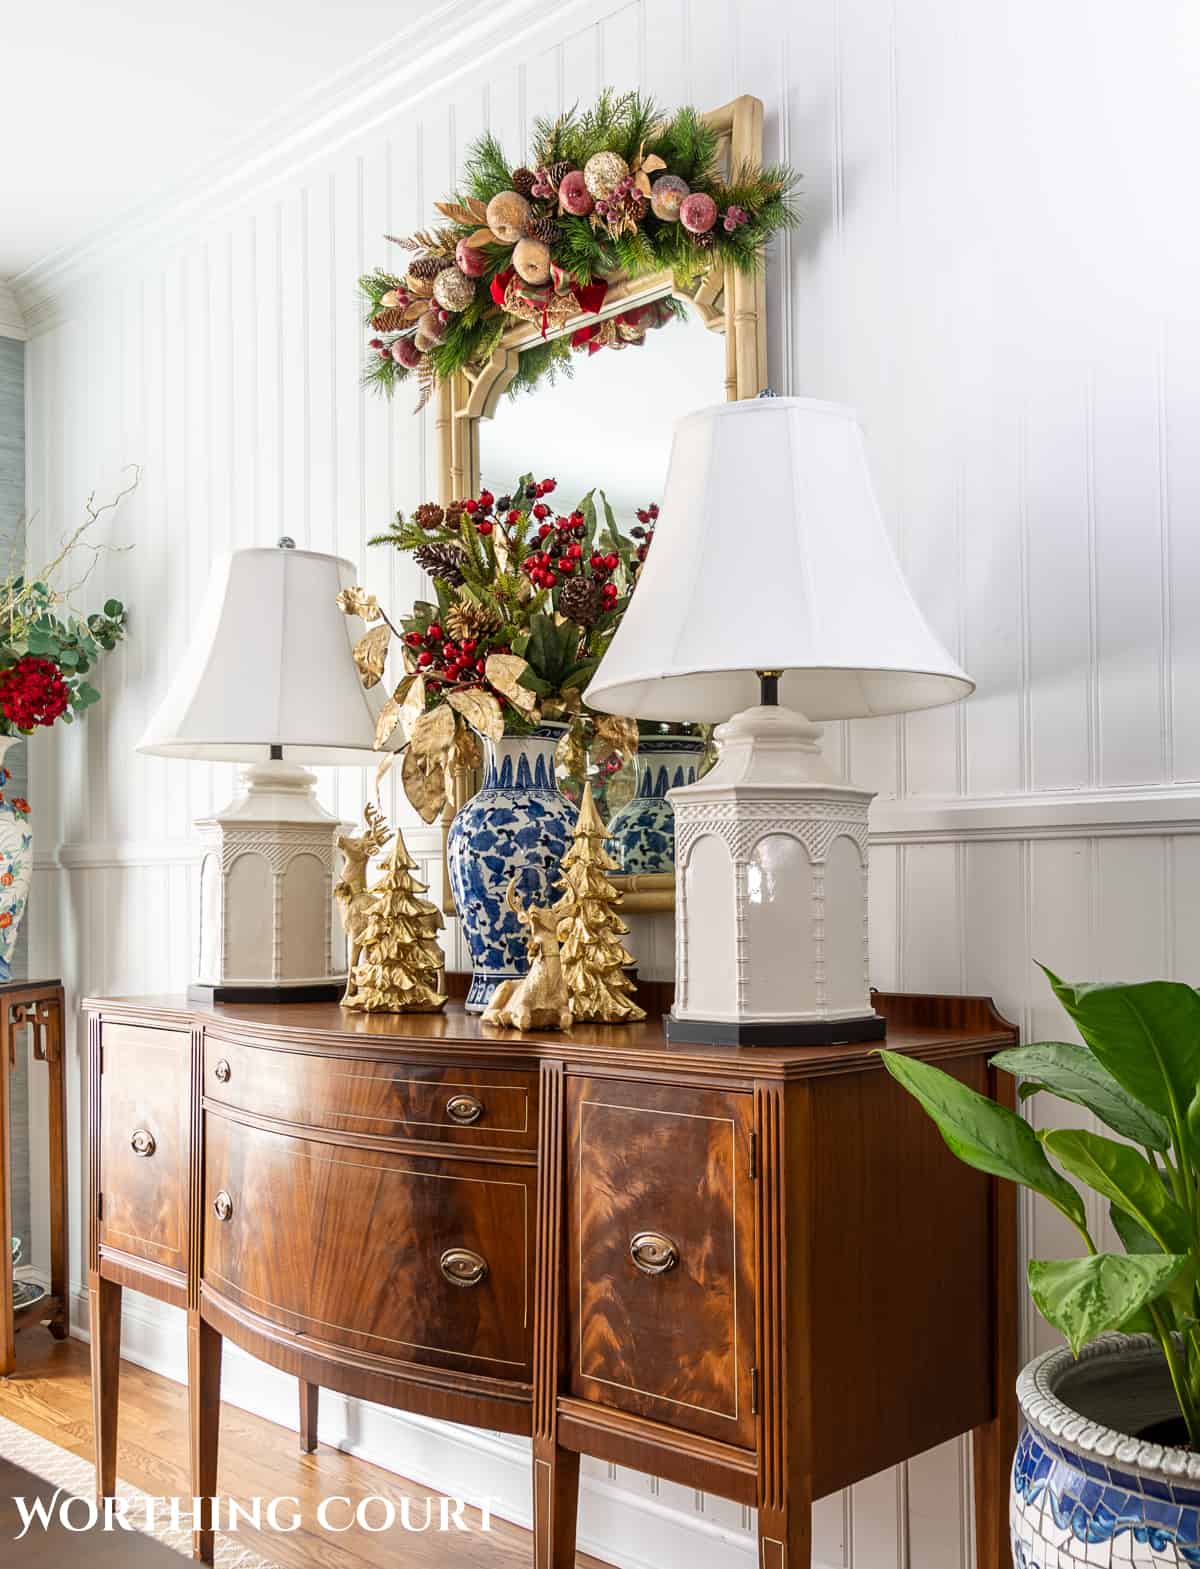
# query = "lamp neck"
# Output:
<box><xmin>757</xmin><ymin>669</ymin><xmax>783</xmax><ymax>707</ymax></box>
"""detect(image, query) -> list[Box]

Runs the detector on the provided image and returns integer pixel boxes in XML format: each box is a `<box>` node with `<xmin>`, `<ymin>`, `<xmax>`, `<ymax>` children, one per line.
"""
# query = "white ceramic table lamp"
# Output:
<box><xmin>139</xmin><ymin>541</ymin><xmax>386</xmax><ymax>1002</ymax></box>
<box><xmin>585</xmin><ymin>397</ymin><xmax>973</xmax><ymax>1045</ymax></box>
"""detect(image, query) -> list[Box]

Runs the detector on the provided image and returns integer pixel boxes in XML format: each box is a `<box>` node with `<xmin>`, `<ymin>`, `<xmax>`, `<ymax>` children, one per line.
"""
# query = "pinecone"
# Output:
<box><xmin>558</xmin><ymin>575</ymin><xmax>602</xmax><ymax>628</ymax></box>
<box><xmin>547</xmin><ymin>160</ymin><xmax>575</xmax><ymax>188</ymax></box>
<box><xmin>444</xmin><ymin>500</ymin><xmax>466</xmax><ymax>527</ymax></box>
<box><xmin>528</xmin><ymin>216</ymin><xmax>562</xmax><ymax>245</ymax></box>
<box><xmin>409</xmin><ymin>254</ymin><xmax>453</xmax><ymax>279</ymax></box>
<box><xmin>511</xmin><ymin>166</ymin><xmax>537</xmax><ymax>198</ymax></box>
<box><xmin>693</xmin><ymin>230</ymin><xmax>716</xmax><ymax>251</ymax></box>
<box><xmin>371</xmin><ymin>305</ymin><xmax>408</xmax><ymax>333</ymax></box>
<box><xmin>445</xmin><ymin>597</ymin><xmax>502</xmax><ymax>643</ymax></box>
<box><xmin>413</xmin><ymin>542</ymin><xmax>466</xmax><ymax>586</ymax></box>
<box><xmin>413</xmin><ymin>502</ymin><xmax>445</xmax><ymax>530</ymax></box>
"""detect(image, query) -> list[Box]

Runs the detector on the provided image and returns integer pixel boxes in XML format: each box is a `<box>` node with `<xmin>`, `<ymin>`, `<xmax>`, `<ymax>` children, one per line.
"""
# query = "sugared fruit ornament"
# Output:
<box><xmin>650</xmin><ymin>174</ymin><xmax>690</xmax><ymax>222</ymax></box>
<box><xmin>433</xmin><ymin>266</ymin><xmax>476</xmax><ymax>312</ymax></box>
<box><xmin>679</xmin><ymin>191</ymin><xmax>718</xmax><ymax>234</ymax></box>
<box><xmin>405</xmin><ymin>269</ymin><xmax>434</xmax><ymax>298</ymax></box>
<box><xmin>583</xmin><ymin>150</ymin><xmax>630</xmax><ymax>201</ymax></box>
<box><xmin>512</xmin><ymin>237</ymin><xmax>552</xmax><ymax>286</ymax></box>
<box><xmin>557</xmin><ymin>169</ymin><xmax>594</xmax><ymax>216</ymax></box>
<box><xmin>485</xmin><ymin>190</ymin><xmax>531</xmax><ymax>243</ymax></box>
<box><xmin>416</xmin><ymin>308</ymin><xmax>447</xmax><ymax>344</ymax></box>
<box><xmin>379</xmin><ymin>287</ymin><xmax>404</xmax><ymax>308</ymax></box>
<box><xmin>455</xmin><ymin>237</ymin><xmax>488</xmax><ymax>277</ymax></box>
<box><xmin>413</xmin><ymin>331</ymin><xmax>436</xmax><ymax>353</ymax></box>
<box><xmin>391</xmin><ymin>337</ymin><xmax>423</xmax><ymax>369</ymax></box>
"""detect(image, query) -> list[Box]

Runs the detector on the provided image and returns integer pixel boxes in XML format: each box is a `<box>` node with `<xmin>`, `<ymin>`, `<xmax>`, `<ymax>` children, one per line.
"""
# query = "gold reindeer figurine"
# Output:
<box><xmin>334</xmin><ymin>804</ymin><xmax>392</xmax><ymax>1005</ymax></box>
<box><xmin>482</xmin><ymin>877</ymin><xmax>574</xmax><ymax>1032</ymax></box>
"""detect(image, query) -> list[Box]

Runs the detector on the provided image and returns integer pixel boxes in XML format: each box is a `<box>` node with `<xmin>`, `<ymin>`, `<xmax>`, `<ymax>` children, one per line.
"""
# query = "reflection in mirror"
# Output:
<box><xmin>478</xmin><ymin>293</ymin><xmax>727</xmax><ymax>518</ymax></box>
<box><xmin>478</xmin><ymin>292</ymin><xmax>724</xmax><ymax>872</ymax></box>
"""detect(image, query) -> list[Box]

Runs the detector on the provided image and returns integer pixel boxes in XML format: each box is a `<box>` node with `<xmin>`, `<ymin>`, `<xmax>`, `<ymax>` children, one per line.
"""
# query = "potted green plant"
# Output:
<box><xmin>881</xmin><ymin>967</ymin><xmax>1200</xmax><ymax>1568</ymax></box>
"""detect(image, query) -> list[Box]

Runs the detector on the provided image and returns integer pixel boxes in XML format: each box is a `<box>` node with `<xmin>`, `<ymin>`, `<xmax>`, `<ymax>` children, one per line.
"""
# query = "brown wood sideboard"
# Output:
<box><xmin>83</xmin><ymin>987</ymin><xmax>1018</xmax><ymax>1569</ymax></box>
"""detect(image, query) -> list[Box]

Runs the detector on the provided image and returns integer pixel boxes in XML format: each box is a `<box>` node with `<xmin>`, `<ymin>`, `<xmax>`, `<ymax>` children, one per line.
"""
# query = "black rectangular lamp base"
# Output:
<box><xmin>663</xmin><ymin>1011</ymin><xmax>887</xmax><ymax>1047</ymax></box>
<box><xmin>188</xmin><ymin>979</ymin><xmax>348</xmax><ymax>1005</ymax></box>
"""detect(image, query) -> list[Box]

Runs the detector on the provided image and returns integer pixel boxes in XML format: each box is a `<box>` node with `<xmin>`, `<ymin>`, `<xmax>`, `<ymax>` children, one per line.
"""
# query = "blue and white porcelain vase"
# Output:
<box><xmin>447</xmin><ymin>722</ymin><xmax>576</xmax><ymax>1013</ymax></box>
<box><xmin>0</xmin><ymin>739</ymin><xmax>32</xmax><ymax>983</ymax></box>
<box><xmin>606</xmin><ymin>733</ymin><xmax>704</xmax><ymax>875</ymax></box>
<box><xmin>1012</xmin><ymin>1334</ymin><xmax>1200</xmax><ymax>1569</ymax></box>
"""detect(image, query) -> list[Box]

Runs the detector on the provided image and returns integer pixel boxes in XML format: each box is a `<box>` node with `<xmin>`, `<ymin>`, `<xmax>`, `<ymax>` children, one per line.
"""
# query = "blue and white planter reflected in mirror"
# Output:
<box><xmin>606</xmin><ymin>733</ymin><xmax>704</xmax><ymax>875</ymax></box>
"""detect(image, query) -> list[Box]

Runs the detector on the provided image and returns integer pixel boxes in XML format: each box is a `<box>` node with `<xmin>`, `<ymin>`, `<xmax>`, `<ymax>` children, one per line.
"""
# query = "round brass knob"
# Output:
<box><xmin>130</xmin><ymin>1128</ymin><xmax>156</xmax><ymax>1158</ymax></box>
<box><xmin>445</xmin><ymin>1093</ymin><xmax>484</xmax><ymax>1126</ymax></box>
<box><xmin>213</xmin><ymin>1191</ymin><xmax>234</xmax><ymax>1223</ymax></box>
<box><xmin>213</xmin><ymin>1059</ymin><xmax>232</xmax><ymax>1084</ymax></box>
<box><xmin>439</xmin><ymin>1248</ymin><xmax>488</xmax><ymax>1288</ymax></box>
<box><xmin>630</xmin><ymin>1231</ymin><xmax>679</xmax><ymax>1277</ymax></box>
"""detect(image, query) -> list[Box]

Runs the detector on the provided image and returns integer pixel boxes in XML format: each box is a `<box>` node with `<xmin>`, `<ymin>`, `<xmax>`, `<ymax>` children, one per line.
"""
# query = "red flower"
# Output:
<box><xmin>11</xmin><ymin>799</ymin><xmax>28</xmax><ymax>814</ymax></box>
<box><xmin>0</xmin><ymin>657</ymin><xmax>70</xmax><ymax>730</ymax></box>
<box><xmin>0</xmin><ymin>913</ymin><xmax>12</xmax><ymax>929</ymax></box>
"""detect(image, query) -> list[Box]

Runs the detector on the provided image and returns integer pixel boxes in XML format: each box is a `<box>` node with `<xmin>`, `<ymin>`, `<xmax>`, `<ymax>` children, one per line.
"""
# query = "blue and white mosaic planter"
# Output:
<box><xmin>1013</xmin><ymin>1335</ymin><xmax>1200</xmax><ymax>1568</ymax></box>
<box><xmin>447</xmin><ymin>723</ymin><xmax>575</xmax><ymax>1013</ymax></box>
<box><xmin>0</xmin><ymin>738</ymin><xmax>31</xmax><ymax>982</ymax></box>
<box><xmin>606</xmin><ymin>734</ymin><xmax>704</xmax><ymax>875</ymax></box>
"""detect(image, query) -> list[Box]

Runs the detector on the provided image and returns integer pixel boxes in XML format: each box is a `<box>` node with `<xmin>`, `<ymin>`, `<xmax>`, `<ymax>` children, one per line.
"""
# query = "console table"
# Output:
<box><xmin>1</xmin><ymin>980</ymin><xmax>67</xmax><ymax>1373</ymax></box>
<box><xmin>84</xmin><ymin>987</ymin><xmax>1017</xmax><ymax>1568</ymax></box>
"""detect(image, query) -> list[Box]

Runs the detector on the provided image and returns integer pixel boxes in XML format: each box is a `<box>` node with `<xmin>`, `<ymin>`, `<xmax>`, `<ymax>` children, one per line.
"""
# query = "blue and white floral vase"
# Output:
<box><xmin>0</xmin><ymin>739</ymin><xmax>32</xmax><ymax>982</ymax></box>
<box><xmin>447</xmin><ymin>722</ymin><xmax>576</xmax><ymax>1013</ymax></box>
<box><xmin>606</xmin><ymin>732</ymin><xmax>704</xmax><ymax>875</ymax></box>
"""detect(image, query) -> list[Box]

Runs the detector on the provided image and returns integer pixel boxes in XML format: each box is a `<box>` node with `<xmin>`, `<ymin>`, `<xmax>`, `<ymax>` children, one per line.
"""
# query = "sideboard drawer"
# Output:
<box><xmin>202</xmin><ymin>1111</ymin><xmax>533</xmax><ymax>1379</ymax></box>
<box><xmin>202</xmin><ymin>1034</ymin><xmax>537</xmax><ymax>1151</ymax></box>
<box><xmin>567</xmin><ymin>1077</ymin><xmax>756</xmax><ymax>1447</ymax></box>
<box><xmin>98</xmin><ymin>1023</ymin><xmax>191</xmax><ymax>1275</ymax></box>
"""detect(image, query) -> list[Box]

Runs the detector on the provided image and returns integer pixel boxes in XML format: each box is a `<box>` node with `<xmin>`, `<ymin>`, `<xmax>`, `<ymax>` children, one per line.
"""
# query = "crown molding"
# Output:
<box><xmin>0</xmin><ymin>281</ymin><xmax>26</xmax><ymax>341</ymax></box>
<box><xmin>11</xmin><ymin>0</ymin><xmax>606</xmax><ymax>335</ymax></box>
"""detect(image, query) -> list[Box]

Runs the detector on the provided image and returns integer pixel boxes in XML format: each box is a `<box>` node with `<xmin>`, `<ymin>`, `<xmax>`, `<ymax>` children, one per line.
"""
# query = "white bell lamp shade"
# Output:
<box><xmin>585</xmin><ymin>397</ymin><xmax>972</xmax><ymax>724</ymax></box>
<box><xmin>585</xmin><ymin>397</ymin><xmax>973</xmax><ymax>1049</ymax></box>
<box><xmin>139</xmin><ymin>545</ymin><xmax>385</xmax><ymax>764</ymax></box>
<box><xmin>139</xmin><ymin>543</ymin><xmax>388</xmax><ymax>1004</ymax></box>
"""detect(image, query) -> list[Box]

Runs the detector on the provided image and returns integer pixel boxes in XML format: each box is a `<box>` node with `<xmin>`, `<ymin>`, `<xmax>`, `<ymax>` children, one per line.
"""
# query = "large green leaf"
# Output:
<box><xmin>1110</xmin><ymin>1203</ymin><xmax>1162</xmax><ymax>1256</ymax></box>
<box><xmin>1028</xmin><ymin>1253</ymin><xmax>1187</xmax><ymax>1355</ymax></box>
<box><xmin>1041</xmin><ymin>1129</ymin><xmax>1192</xmax><ymax>1253</ymax></box>
<box><xmin>879</xmin><ymin>1050</ymin><xmax>1088</xmax><ymax>1232</ymax></box>
<box><xmin>991</xmin><ymin>1041</ymin><xmax>1169</xmax><ymax>1151</ymax></box>
<box><xmin>1043</xmin><ymin>968</ymin><xmax>1200</xmax><ymax>1139</ymax></box>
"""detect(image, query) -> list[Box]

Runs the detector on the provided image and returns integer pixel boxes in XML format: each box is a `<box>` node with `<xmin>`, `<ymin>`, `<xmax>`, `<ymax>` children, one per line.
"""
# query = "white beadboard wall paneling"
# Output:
<box><xmin>19</xmin><ymin>2</ymin><xmax>1200</xmax><ymax>1567</ymax></box>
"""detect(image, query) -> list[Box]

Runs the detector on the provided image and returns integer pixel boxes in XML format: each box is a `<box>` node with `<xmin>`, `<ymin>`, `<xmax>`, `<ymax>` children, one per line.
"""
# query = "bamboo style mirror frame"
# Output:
<box><xmin>436</xmin><ymin>94</ymin><xmax>769</xmax><ymax>915</ymax></box>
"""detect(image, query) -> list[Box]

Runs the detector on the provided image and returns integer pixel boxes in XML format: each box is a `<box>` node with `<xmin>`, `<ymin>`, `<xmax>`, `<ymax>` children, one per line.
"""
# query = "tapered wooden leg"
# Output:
<box><xmin>758</xmin><ymin>1486</ymin><xmax>813</xmax><ymax>1569</ymax></box>
<box><xmin>298</xmin><ymin>1379</ymin><xmax>318</xmax><ymax>1453</ymax></box>
<box><xmin>47</xmin><ymin>997</ymin><xmax>68</xmax><ymax>1340</ymax></box>
<box><xmin>188</xmin><ymin>1312</ymin><xmax>222</xmax><ymax>1564</ymax></box>
<box><xmin>532</xmin><ymin>1438</ymin><xmax>580</xmax><ymax>1567</ymax></box>
<box><xmin>0</xmin><ymin>1009</ymin><xmax>13</xmax><ymax>1378</ymax></box>
<box><xmin>974</xmin><ymin>1072</ymin><xmax>1020</xmax><ymax>1569</ymax></box>
<box><xmin>89</xmin><ymin>1272</ymin><xmax>122</xmax><ymax>1501</ymax></box>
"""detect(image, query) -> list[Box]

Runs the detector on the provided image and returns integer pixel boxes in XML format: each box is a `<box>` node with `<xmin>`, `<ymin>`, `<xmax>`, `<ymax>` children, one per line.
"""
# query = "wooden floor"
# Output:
<box><xmin>0</xmin><ymin>1331</ymin><xmax>610</xmax><ymax>1569</ymax></box>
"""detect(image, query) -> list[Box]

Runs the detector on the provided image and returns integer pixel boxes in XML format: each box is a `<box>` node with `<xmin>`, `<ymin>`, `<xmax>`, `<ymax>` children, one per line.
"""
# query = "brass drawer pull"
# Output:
<box><xmin>440</xmin><ymin>1248</ymin><xmax>488</xmax><ymax>1288</ymax></box>
<box><xmin>630</xmin><ymin>1231</ymin><xmax>679</xmax><ymax>1277</ymax></box>
<box><xmin>445</xmin><ymin>1093</ymin><xmax>484</xmax><ymax>1126</ymax></box>
<box><xmin>130</xmin><ymin>1128</ymin><xmax>156</xmax><ymax>1158</ymax></box>
<box><xmin>213</xmin><ymin>1191</ymin><xmax>234</xmax><ymax>1223</ymax></box>
<box><xmin>213</xmin><ymin>1059</ymin><xmax>232</xmax><ymax>1083</ymax></box>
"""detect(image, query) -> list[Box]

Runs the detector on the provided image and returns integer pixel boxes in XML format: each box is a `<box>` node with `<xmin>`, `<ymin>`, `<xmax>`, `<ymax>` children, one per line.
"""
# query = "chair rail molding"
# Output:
<box><xmin>869</xmin><ymin>785</ymin><xmax>1200</xmax><ymax>845</ymax></box>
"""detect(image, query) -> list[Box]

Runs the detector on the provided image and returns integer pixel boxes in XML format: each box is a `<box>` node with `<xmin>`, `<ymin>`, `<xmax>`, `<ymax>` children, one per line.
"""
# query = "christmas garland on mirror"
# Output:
<box><xmin>360</xmin><ymin>90</ymin><xmax>800</xmax><ymax>409</ymax></box>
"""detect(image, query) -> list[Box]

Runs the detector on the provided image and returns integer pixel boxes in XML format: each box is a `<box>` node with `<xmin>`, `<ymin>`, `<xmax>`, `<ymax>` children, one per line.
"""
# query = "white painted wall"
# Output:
<box><xmin>16</xmin><ymin>1</ymin><xmax>1200</xmax><ymax>1565</ymax></box>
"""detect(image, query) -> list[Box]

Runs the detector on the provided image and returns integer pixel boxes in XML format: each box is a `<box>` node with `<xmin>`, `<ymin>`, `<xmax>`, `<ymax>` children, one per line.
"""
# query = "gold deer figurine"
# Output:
<box><xmin>334</xmin><ymin>804</ymin><xmax>392</xmax><ymax>1004</ymax></box>
<box><xmin>482</xmin><ymin>877</ymin><xmax>574</xmax><ymax>1032</ymax></box>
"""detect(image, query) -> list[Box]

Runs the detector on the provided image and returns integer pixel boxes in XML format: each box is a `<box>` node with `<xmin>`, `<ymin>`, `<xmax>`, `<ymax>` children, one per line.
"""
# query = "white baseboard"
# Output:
<box><xmin>68</xmin><ymin>1285</ymin><xmax>772</xmax><ymax>1569</ymax></box>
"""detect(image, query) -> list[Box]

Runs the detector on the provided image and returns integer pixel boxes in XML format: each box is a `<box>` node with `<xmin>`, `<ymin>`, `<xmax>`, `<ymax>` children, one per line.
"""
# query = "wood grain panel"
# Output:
<box><xmin>202</xmin><ymin>1033</ymin><xmax>538</xmax><ymax>1151</ymax></box>
<box><xmin>566</xmin><ymin>1076</ymin><xmax>755</xmax><ymax>1447</ymax></box>
<box><xmin>203</xmin><ymin>1111</ymin><xmax>533</xmax><ymax>1378</ymax></box>
<box><xmin>97</xmin><ymin>1022</ymin><xmax>190</xmax><ymax>1275</ymax></box>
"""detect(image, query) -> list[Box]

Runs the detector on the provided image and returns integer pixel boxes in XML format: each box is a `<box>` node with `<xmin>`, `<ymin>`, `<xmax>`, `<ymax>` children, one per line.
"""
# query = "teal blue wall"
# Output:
<box><xmin>0</xmin><ymin>336</ymin><xmax>29</xmax><ymax>1250</ymax></box>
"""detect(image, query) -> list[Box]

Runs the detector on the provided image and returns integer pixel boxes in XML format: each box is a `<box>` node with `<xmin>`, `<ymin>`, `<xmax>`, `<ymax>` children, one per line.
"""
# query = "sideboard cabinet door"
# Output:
<box><xmin>97</xmin><ymin>1023</ymin><xmax>191</xmax><ymax>1276</ymax></box>
<box><xmin>566</xmin><ymin>1077</ymin><xmax>756</xmax><ymax>1448</ymax></box>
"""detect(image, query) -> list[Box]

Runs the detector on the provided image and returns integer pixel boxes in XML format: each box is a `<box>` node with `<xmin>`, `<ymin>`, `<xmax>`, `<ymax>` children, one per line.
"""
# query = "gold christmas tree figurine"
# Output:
<box><xmin>343</xmin><ymin>829</ymin><xmax>447</xmax><ymax>1013</ymax></box>
<box><xmin>556</xmin><ymin>783</ymin><xmax>646</xmax><ymax>1025</ymax></box>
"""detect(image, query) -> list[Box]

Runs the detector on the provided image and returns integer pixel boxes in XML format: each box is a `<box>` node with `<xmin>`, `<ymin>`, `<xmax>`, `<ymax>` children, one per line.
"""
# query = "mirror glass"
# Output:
<box><xmin>477</xmin><ymin>292</ymin><xmax>725</xmax><ymax>827</ymax></box>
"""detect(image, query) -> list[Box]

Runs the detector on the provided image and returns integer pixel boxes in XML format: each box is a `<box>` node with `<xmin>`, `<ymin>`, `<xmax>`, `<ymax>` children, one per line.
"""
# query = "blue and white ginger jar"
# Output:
<box><xmin>1013</xmin><ymin>1334</ymin><xmax>1200</xmax><ymax>1569</ymax></box>
<box><xmin>447</xmin><ymin>723</ymin><xmax>576</xmax><ymax>1013</ymax></box>
<box><xmin>606</xmin><ymin>733</ymin><xmax>704</xmax><ymax>875</ymax></box>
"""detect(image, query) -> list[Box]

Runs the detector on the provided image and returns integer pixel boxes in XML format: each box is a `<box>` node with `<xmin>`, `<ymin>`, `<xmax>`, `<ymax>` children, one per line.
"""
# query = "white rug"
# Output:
<box><xmin>0</xmin><ymin>1412</ymin><xmax>280</xmax><ymax>1568</ymax></box>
